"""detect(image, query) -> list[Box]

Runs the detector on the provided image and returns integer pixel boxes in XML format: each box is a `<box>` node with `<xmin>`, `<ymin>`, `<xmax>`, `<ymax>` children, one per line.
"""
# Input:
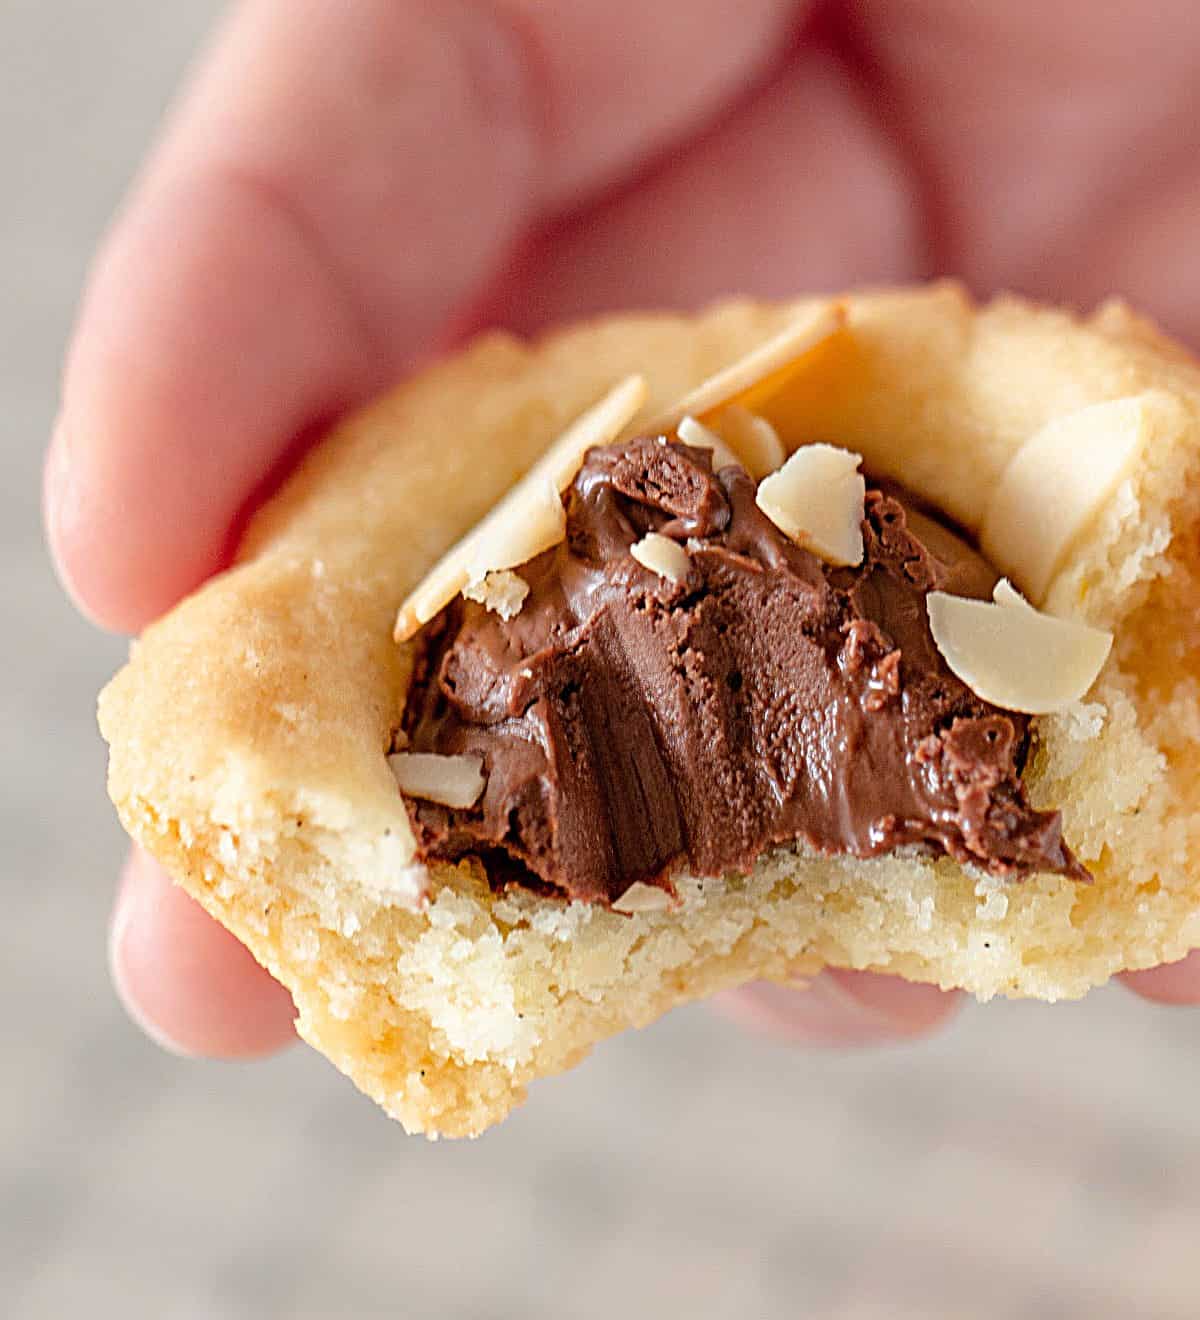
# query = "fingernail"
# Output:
<box><xmin>717</xmin><ymin>970</ymin><xmax>958</xmax><ymax>1046</ymax></box>
<box><xmin>108</xmin><ymin>851</ymin><xmax>197</xmax><ymax>1057</ymax></box>
<box><xmin>43</xmin><ymin>415</ymin><xmax>91</xmax><ymax>619</ymax></box>
<box><xmin>43</xmin><ymin>415</ymin><xmax>68</xmax><ymax>550</ymax></box>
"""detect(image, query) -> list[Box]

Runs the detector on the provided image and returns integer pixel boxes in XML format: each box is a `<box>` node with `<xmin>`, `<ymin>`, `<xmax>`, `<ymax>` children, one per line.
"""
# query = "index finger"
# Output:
<box><xmin>45</xmin><ymin>0</ymin><xmax>802</xmax><ymax>633</ymax></box>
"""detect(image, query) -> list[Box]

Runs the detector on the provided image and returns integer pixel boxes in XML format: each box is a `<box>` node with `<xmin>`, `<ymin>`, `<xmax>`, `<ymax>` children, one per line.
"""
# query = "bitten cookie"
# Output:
<box><xmin>100</xmin><ymin>284</ymin><xmax>1200</xmax><ymax>1137</ymax></box>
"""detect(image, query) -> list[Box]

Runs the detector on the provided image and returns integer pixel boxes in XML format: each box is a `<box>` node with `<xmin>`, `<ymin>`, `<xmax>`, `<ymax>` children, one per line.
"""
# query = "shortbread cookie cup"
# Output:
<box><xmin>100</xmin><ymin>284</ymin><xmax>1200</xmax><ymax>1137</ymax></box>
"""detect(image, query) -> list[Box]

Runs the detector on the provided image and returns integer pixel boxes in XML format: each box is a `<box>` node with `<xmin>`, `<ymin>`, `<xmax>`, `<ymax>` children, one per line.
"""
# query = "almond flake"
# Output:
<box><xmin>717</xmin><ymin>406</ymin><xmax>786</xmax><ymax>478</ymax></box>
<box><xmin>980</xmin><ymin>395</ymin><xmax>1155</xmax><ymax>603</ymax></box>
<box><xmin>642</xmin><ymin>301</ymin><xmax>845</xmax><ymax>435</ymax></box>
<box><xmin>926</xmin><ymin>580</ymin><xmax>1113</xmax><ymax>714</ymax></box>
<box><xmin>676</xmin><ymin>415</ymin><xmax>742</xmax><ymax>470</ymax></box>
<box><xmin>630</xmin><ymin>532</ymin><xmax>690</xmax><ymax>585</ymax></box>
<box><xmin>755</xmin><ymin>443</ymin><xmax>865</xmax><ymax>566</ymax></box>
<box><xmin>467</xmin><ymin>480</ymin><xmax>565</xmax><ymax>578</ymax></box>
<box><xmin>462</xmin><ymin>569</ymin><xmax>530</xmax><ymax>619</ymax></box>
<box><xmin>992</xmin><ymin>579</ymin><xmax>1035</xmax><ymax>612</ymax></box>
<box><xmin>395</xmin><ymin>375</ymin><xmax>647</xmax><ymax>641</ymax></box>
<box><xmin>612</xmin><ymin>882</ymin><xmax>674</xmax><ymax>914</ymax></box>
<box><xmin>544</xmin><ymin>374</ymin><xmax>650</xmax><ymax>491</ymax></box>
<box><xmin>388</xmin><ymin>752</ymin><xmax>486</xmax><ymax>809</ymax></box>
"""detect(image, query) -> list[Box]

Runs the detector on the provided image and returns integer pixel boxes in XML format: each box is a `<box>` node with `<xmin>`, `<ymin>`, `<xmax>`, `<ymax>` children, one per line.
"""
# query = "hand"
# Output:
<box><xmin>46</xmin><ymin>0</ymin><xmax>1200</xmax><ymax>1058</ymax></box>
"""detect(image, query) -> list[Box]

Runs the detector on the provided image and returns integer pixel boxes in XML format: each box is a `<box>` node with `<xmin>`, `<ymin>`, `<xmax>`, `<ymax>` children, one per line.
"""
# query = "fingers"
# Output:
<box><xmin>496</xmin><ymin>42</ymin><xmax>926</xmax><ymax>331</ymax></box>
<box><xmin>714</xmin><ymin>969</ymin><xmax>961</xmax><ymax>1045</ymax></box>
<box><xmin>1121</xmin><ymin>951</ymin><xmax>1200</xmax><ymax>1006</ymax></box>
<box><xmin>854</xmin><ymin>0</ymin><xmax>1200</xmax><ymax>342</ymax></box>
<box><xmin>110</xmin><ymin>846</ymin><xmax>297</xmax><ymax>1058</ymax></box>
<box><xmin>46</xmin><ymin>0</ymin><xmax>802</xmax><ymax>634</ymax></box>
<box><xmin>503</xmin><ymin>0</ymin><xmax>803</xmax><ymax>211</ymax></box>
<box><xmin>45</xmin><ymin>0</ymin><xmax>536</xmax><ymax>632</ymax></box>
<box><xmin>1045</xmin><ymin>174</ymin><xmax>1200</xmax><ymax>349</ymax></box>
<box><xmin>723</xmin><ymin>955</ymin><xmax>1200</xmax><ymax>1039</ymax></box>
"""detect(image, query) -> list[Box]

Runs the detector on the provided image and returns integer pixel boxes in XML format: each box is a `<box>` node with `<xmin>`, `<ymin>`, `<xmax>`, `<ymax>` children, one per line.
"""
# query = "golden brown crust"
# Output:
<box><xmin>100</xmin><ymin>284</ymin><xmax>1200</xmax><ymax>1137</ymax></box>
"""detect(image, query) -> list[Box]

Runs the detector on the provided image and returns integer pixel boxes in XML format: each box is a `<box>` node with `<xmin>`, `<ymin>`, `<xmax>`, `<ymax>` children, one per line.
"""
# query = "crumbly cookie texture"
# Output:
<box><xmin>100</xmin><ymin>284</ymin><xmax>1200</xmax><ymax>1138</ymax></box>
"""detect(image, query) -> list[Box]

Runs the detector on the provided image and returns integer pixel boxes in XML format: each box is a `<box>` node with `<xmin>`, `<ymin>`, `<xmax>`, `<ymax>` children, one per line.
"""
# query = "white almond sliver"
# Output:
<box><xmin>991</xmin><ymin>578</ymin><xmax>1035</xmax><ymax>612</ymax></box>
<box><xmin>467</xmin><ymin>481</ymin><xmax>564</xmax><ymax>577</ymax></box>
<box><xmin>612</xmin><ymin>882</ymin><xmax>674</xmax><ymax>914</ymax></box>
<box><xmin>717</xmin><ymin>406</ymin><xmax>786</xmax><ymax>479</ymax></box>
<box><xmin>677</xmin><ymin>415</ymin><xmax>742</xmax><ymax>470</ymax></box>
<box><xmin>396</xmin><ymin>481</ymin><xmax>562</xmax><ymax>640</ymax></box>
<box><xmin>642</xmin><ymin>301</ymin><xmax>845</xmax><ymax>435</ymax></box>
<box><xmin>388</xmin><ymin>752</ymin><xmax>486</xmax><ymax>809</ymax></box>
<box><xmin>926</xmin><ymin>584</ymin><xmax>1113</xmax><ymax>714</ymax></box>
<box><xmin>544</xmin><ymin>373</ymin><xmax>651</xmax><ymax>491</ymax></box>
<box><xmin>630</xmin><ymin>532</ymin><xmax>690</xmax><ymax>585</ymax></box>
<box><xmin>755</xmin><ymin>443</ymin><xmax>865</xmax><ymax>566</ymax></box>
<box><xmin>462</xmin><ymin>569</ymin><xmax>530</xmax><ymax>619</ymax></box>
<box><xmin>395</xmin><ymin>375</ymin><xmax>647</xmax><ymax>641</ymax></box>
<box><xmin>980</xmin><ymin>394</ymin><xmax>1154</xmax><ymax>604</ymax></box>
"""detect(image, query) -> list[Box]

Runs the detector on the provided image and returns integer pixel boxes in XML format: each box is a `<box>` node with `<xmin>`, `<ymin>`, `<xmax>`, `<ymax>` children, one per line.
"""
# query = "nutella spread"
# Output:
<box><xmin>401</xmin><ymin>438</ymin><xmax>1086</xmax><ymax>905</ymax></box>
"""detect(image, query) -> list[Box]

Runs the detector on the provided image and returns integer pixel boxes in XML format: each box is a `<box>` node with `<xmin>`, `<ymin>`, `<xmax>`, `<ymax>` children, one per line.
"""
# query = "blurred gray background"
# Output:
<box><xmin>5</xmin><ymin>4</ymin><xmax>1200</xmax><ymax>1317</ymax></box>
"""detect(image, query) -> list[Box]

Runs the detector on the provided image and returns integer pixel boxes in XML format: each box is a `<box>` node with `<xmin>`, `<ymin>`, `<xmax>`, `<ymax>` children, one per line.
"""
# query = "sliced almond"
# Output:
<box><xmin>630</xmin><ymin>532</ymin><xmax>690</xmax><ymax>585</ymax></box>
<box><xmin>388</xmin><ymin>752</ymin><xmax>486</xmax><ymax>809</ymax></box>
<box><xmin>543</xmin><ymin>373</ymin><xmax>650</xmax><ymax>491</ymax></box>
<box><xmin>676</xmin><ymin>415</ymin><xmax>742</xmax><ymax>471</ymax></box>
<box><xmin>462</xmin><ymin>569</ymin><xmax>530</xmax><ymax>620</ymax></box>
<box><xmin>755</xmin><ymin>443</ymin><xmax>865</xmax><ymax>566</ymax></box>
<box><xmin>396</xmin><ymin>480</ymin><xmax>563</xmax><ymax>640</ymax></box>
<box><xmin>395</xmin><ymin>375</ymin><xmax>647</xmax><ymax>641</ymax></box>
<box><xmin>612</xmin><ymin>882</ymin><xmax>674</xmax><ymax>914</ymax></box>
<box><xmin>717</xmin><ymin>406</ymin><xmax>786</xmax><ymax>479</ymax></box>
<box><xmin>991</xmin><ymin>578</ymin><xmax>1034</xmax><ymax>613</ymax></box>
<box><xmin>467</xmin><ymin>480</ymin><xmax>565</xmax><ymax>578</ymax></box>
<box><xmin>980</xmin><ymin>395</ymin><xmax>1154</xmax><ymax>604</ymax></box>
<box><xmin>926</xmin><ymin>581</ymin><xmax>1113</xmax><ymax>714</ymax></box>
<box><xmin>642</xmin><ymin>301</ymin><xmax>845</xmax><ymax>435</ymax></box>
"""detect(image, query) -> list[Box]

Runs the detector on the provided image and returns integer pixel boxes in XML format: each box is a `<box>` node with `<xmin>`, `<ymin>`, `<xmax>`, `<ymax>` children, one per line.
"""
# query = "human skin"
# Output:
<box><xmin>44</xmin><ymin>0</ymin><xmax>1200</xmax><ymax>1058</ymax></box>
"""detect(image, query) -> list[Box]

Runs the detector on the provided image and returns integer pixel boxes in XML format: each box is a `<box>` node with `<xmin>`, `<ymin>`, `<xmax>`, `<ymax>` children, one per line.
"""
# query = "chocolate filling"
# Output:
<box><xmin>401</xmin><ymin>438</ymin><xmax>1087</xmax><ymax>904</ymax></box>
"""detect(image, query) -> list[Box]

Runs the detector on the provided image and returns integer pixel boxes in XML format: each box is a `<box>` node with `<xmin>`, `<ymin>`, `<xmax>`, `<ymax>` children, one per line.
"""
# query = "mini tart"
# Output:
<box><xmin>100</xmin><ymin>284</ymin><xmax>1200</xmax><ymax>1137</ymax></box>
